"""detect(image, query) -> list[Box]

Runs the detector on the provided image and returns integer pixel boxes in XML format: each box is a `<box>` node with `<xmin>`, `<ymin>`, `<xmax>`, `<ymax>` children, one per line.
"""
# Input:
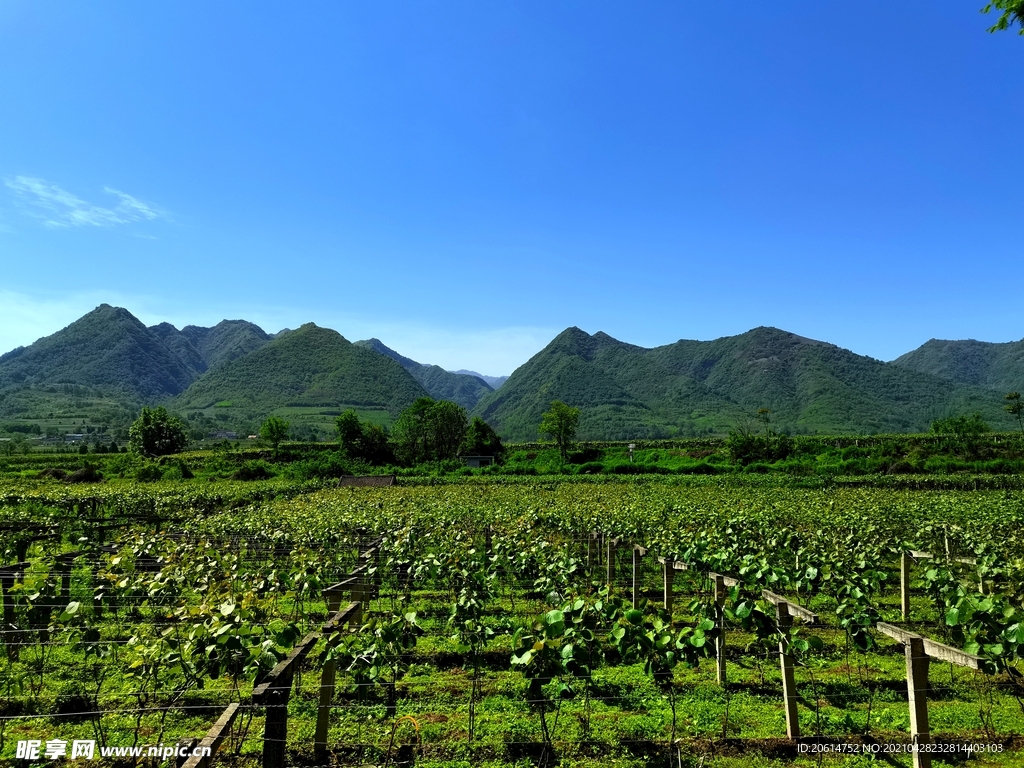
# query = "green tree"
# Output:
<box><xmin>259</xmin><ymin>416</ymin><xmax>290</xmax><ymax>455</ymax></box>
<box><xmin>539</xmin><ymin>400</ymin><xmax>580</xmax><ymax>461</ymax></box>
<box><xmin>390</xmin><ymin>398</ymin><xmax>468</xmax><ymax>464</ymax></box>
<box><xmin>128</xmin><ymin>407</ymin><xmax>189</xmax><ymax>457</ymax></box>
<box><xmin>335</xmin><ymin>410</ymin><xmax>365</xmax><ymax>456</ymax></box>
<box><xmin>931</xmin><ymin>413</ymin><xmax>990</xmax><ymax>457</ymax></box>
<box><xmin>335</xmin><ymin>409</ymin><xmax>394</xmax><ymax>465</ymax></box>
<box><xmin>390</xmin><ymin>397</ymin><xmax>437</xmax><ymax>465</ymax></box>
<box><xmin>982</xmin><ymin>0</ymin><xmax>1024</xmax><ymax>34</ymax></box>
<box><xmin>1005</xmin><ymin>392</ymin><xmax>1024</xmax><ymax>436</ymax></box>
<box><xmin>359</xmin><ymin>422</ymin><xmax>394</xmax><ymax>465</ymax></box>
<box><xmin>460</xmin><ymin>416</ymin><xmax>504</xmax><ymax>462</ymax></box>
<box><xmin>427</xmin><ymin>400</ymin><xmax>469</xmax><ymax>460</ymax></box>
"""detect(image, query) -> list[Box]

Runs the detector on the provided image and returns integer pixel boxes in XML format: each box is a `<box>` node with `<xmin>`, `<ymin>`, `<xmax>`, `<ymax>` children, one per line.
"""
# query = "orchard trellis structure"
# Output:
<box><xmin>2</xmin><ymin>481</ymin><xmax>1022</xmax><ymax>766</ymax></box>
<box><xmin>180</xmin><ymin>540</ymin><xmax>381</xmax><ymax>768</ymax></box>
<box><xmin>593</xmin><ymin>529</ymin><xmax>1002</xmax><ymax>748</ymax></box>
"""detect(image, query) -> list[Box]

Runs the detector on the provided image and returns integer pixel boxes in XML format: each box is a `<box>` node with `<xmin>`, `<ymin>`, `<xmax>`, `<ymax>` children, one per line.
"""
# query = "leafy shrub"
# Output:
<box><xmin>886</xmin><ymin>460</ymin><xmax>921</xmax><ymax>475</ymax></box>
<box><xmin>135</xmin><ymin>463</ymin><xmax>164</xmax><ymax>482</ymax></box>
<box><xmin>162</xmin><ymin>460</ymin><xmax>194</xmax><ymax>481</ymax></box>
<box><xmin>284</xmin><ymin>451</ymin><xmax>352</xmax><ymax>481</ymax></box>
<box><xmin>576</xmin><ymin>461</ymin><xmax>605</xmax><ymax>475</ymax></box>
<box><xmin>500</xmin><ymin>465</ymin><xmax>537</xmax><ymax>476</ymax></box>
<box><xmin>66</xmin><ymin>465</ymin><xmax>103</xmax><ymax>483</ymax></box>
<box><xmin>567</xmin><ymin>447</ymin><xmax>601</xmax><ymax>464</ymax></box>
<box><xmin>610</xmin><ymin>463</ymin><xmax>645</xmax><ymax>474</ymax></box>
<box><xmin>676</xmin><ymin>462</ymin><xmax>722</xmax><ymax>475</ymax></box>
<box><xmin>231</xmin><ymin>460</ymin><xmax>274</xmax><ymax>481</ymax></box>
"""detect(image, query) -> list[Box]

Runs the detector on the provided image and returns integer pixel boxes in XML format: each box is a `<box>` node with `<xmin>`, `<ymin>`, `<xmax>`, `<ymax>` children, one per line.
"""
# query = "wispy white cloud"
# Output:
<box><xmin>4</xmin><ymin>176</ymin><xmax>166</xmax><ymax>228</ymax></box>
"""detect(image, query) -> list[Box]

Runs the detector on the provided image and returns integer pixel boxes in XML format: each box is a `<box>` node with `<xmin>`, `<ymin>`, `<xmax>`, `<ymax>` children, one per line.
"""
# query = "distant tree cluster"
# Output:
<box><xmin>335</xmin><ymin>399</ymin><xmax>505</xmax><ymax>467</ymax></box>
<box><xmin>335</xmin><ymin>410</ymin><xmax>393</xmax><ymax>464</ymax></box>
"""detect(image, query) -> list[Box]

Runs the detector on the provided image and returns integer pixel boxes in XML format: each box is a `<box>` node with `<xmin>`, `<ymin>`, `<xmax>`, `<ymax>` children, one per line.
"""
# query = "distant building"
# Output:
<box><xmin>64</xmin><ymin>434</ymin><xmax>85</xmax><ymax>443</ymax></box>
<box><xmin>460</xmin><ymin>455</ymin><xmax>494</xmax><ymax>468</ymax></box>
<box><xmin>209</xmin><ymin>430</ymin><xmax>238</xmax><ymax>440</ymax></box>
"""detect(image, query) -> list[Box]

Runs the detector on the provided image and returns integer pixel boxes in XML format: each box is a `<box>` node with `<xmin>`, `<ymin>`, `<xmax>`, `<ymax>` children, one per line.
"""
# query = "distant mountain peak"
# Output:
<box><xmin>354</xmin><ymin>338</ymin><xmax>421</xmax><ymax>370</ymax></box>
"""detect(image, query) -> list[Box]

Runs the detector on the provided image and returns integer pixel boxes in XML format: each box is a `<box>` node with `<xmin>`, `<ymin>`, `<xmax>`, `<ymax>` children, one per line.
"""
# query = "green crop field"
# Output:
<box><xmin>1</xmin><ymin>478</ymin><xmax>1023</xmax><ymax>767</ymax></box>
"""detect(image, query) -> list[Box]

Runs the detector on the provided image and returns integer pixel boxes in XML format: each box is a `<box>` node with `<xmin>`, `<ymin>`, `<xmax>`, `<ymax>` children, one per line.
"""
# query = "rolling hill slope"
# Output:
<box><xmin>0</xmin><ymin>305</ymin><xmax>199</xmax><ymax>403</ymax></box>
<box><xmin>891</xmin><ymin>338</ymin><xmax>1024</xmax><ymax>392</ymax></box>
<box><xmin>173</xmin><ymin>324</ymin><xmax>429</xmax><ymax>416</ymax></box>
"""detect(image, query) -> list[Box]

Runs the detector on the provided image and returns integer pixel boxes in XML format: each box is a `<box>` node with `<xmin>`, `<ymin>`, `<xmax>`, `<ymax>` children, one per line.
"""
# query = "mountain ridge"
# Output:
<box><xmin>353</xmin><ymin>338</ymin><xmax>493</xmax><ymax>410</ymax></box>
<box><xmin>2</xmin><ymin>305</ymin><xmax>1022</xmax><ymax>439</ymax></box>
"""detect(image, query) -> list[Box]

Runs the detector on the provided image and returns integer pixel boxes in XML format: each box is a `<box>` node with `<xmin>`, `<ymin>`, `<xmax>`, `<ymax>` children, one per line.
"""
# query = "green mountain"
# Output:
<box><xmin>180</xmin><ymin>320</ymin><xmax>272</xmax><ymax>369</ymax></box>
<box><xmin>3</xmin><ymin>306</ymin><xmax>1019</xmax><ymax>440</ymax></box>
<box><xmin>473</xmin><ymin>327</ymin><xmax>1013</xmax><ymax>441</ymax></box>
<box><xmin>354</xmin><ymin>338</ymin><xmax>493</xmax><ymax>410</ymax></box>
<box><xmin>891</xmin><ymin>338</ymin><xmax>1024</xmax><ymax>392</ymax></box>
<box><xmin>453</xmin><ymin>370</ymin><xmax>508</xmax><ymax>389</ymax></box>
<box><xmin>0</xmin><ymin>304</ymin><xmax>199</xmax><ymax>403</ymax></box>
<box><xmin>173</xmin><ymin>324</ymin><xmax>429</xmax><ymax>416</ymax></box>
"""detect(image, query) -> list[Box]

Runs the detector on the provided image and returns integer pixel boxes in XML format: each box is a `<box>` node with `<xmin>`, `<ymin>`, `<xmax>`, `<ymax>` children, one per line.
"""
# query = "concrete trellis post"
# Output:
<box><xmin>906</xmin><ymin>636</ymin><xmax>932</xmax><ymax>768</ymax></box>
<box><xmin>878</xmin><ymin>622</ymin><xmax>984</xmax><ymax>768</ymax></box>
<box><xmin>662</xmin><ymin>559</ymin><xmax>674</xmax><ymax>616</ymax></box>
<box><xmin>901</xmin><ymin>552</ymin><xmax>912</xmax><ymax>620</ymax></box>
<box><xmin>606</xmin><ymin>537</ymin><xmax>616</xmax><ymax>589</ymax></box>
<box><xmin>713</xmin><ymin>574</ymin><xmax>727</xmax><ymax>685</ymax></box>
<box><xmin>631</xmin><ymin>546</ymin><xmax>645</xmax><ymax>608</ymax></box>
<box><xmin>776</xmin><ymin>602</ymin><xmax>800</xmax><ymax>740</ymax></box>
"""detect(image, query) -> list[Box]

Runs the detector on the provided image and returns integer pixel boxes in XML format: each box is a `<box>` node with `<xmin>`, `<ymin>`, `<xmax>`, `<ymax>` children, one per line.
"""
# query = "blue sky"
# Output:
<box><xmin>1</xmin><ymin>2</ymin><xmax>1021</xmax><ymax>376</ymax></box>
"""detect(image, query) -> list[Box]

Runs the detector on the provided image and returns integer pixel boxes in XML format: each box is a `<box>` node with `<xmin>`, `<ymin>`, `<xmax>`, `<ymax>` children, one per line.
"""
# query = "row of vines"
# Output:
<box><xmin>1</xmin><ymin>479</ymin><xmax>1023</xmax><ymax>766</ymax></box>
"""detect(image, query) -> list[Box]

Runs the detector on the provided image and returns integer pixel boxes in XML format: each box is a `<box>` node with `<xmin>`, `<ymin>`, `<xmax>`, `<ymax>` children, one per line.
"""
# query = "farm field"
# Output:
<box><xmin>1</xmin><ymin>478</ymin><xmax>1023</xmax><ymax>767</ymax></box>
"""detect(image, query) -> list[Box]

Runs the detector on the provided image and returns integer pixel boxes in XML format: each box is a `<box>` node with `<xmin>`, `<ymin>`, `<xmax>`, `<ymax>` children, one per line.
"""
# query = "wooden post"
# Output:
<box><xmin>906</xmin><ymin>636</ymin><xmax>932</xmax><ymax>768</ymax></box>
<box><xmin>1</xmin><ymin>571</ymin><xmax>16</xmax><ymax>661</ymax></box>
<box><xmin>714</xmin><ymin>574</ymin><xmax>727</xmax><ymax>685</ymax></box>
<box><xmin>262</xmin><ymin>672</ymin><xmax>293</xmax><ymax>768</ymax></box>
<box><xmin>587</xmin><ymin>533</ymin><xmax>596</xmax><ymax>570</ymax></box>
<box><xmin>631</xmin><ymin>547</ymin><xmax>641</xmax><ymax>608</ymax></box>
<box><xmin>58</xmin><ymin>554</ymin><xmax>74</xmax><ymax>604</ymax></box>
<box><xmin>662</xmin><ymin>560</ymin><xmax>674</xmax><ymax>617</ymax></box>
<box><xmin>180</xmin><ymin>702</ymin><xmax>241</xmax><ymax>768</ymax></box>
<box><xmin>606</xmin><ymin>538</ymin><xmax>615</xmax><ymax>589</ymax></box>
<box><xmin>776</xmin><ymin>603</ymin><xmax>800</xmax><ymax>740</ymax></box>
<box><xmin>901</xmin><ymin>552</ymin><xmax>911</xmax><ymax>621</ymax></box>
<box><xmin>372</xmin><ymin>548</ymin><xmax>382</xmax><ymax>602</ymax></box>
